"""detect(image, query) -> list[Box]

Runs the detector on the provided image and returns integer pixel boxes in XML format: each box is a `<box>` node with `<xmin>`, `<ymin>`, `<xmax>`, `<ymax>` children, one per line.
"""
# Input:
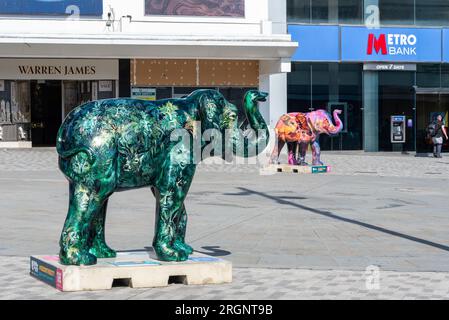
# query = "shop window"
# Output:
<box><xmin>336</xmin><ymin>64</ymin><xmax>363</xmax><ymax>150</ymax></box>
<box><xmin>339</xmin><ymin>0</ymin><xmax>363</xmax><ymax>24</ymax></box>
<box><xmin>311</xmin><ymin>63</ymin><xmax>331</xmax><ymax>110</ymax></box>
<box><xmin>441</xmin><ymin>65</ymin><xmax>449</xmax><ymax>88</ymax></box>
<box><xmin>173</xmin><ymin>87</ymin><xmax>215</xmax><ymax>99</ymax></box>
<box><xmin>311</xmin><ymin>0</ymin><xmax>330</xmax><ymax>23</ymax></box>
<box><xmin>151</xmin><ymin>87</ymin><xmax>170</xmax><ymax>100</ymax></box>
<box><xmin>63</xmin><ymin>81</ymin><xmax>116</xmax><ymax>118</ymax></box>
<box><xmin>417</xmin><ymin>64</ymin><xmax>441</xmax><ymax>88</ymax></box>
<box><xmin>0</xmin><ymin>81</ymin><xmax>31</xmax><ymax>142</ymax></box>
<box><xmin>287</xmin><ymin>63</ymin><xmax>312</xmax><ymax>113</ymax></box>
<box><xmin>63</xmin><ymin>81</ymin><xmax>93</xmax><ymax>118</ymax></box>
<box><xmin>287</xmin><ymin>0</ymin><xmax>362</xmax><ymax>24</ymax></box>
<box><xmin>287</xmin><ymin>0</ymin><xmax>311</xmax><ymax>23</ymax></box>
<box><xmin>416</xmin><ymin>0</ymin><xmax>449</xmax><ymax>26</ymax></box>
<box><xmin>379</xmin><ymin>0</ymin><xmax>415</xmax><ymax>25</ymax></box>
<box><xmin>219</xmin><ymin>87</ymin><xmax>257</xmax><ymax>121</ymax></box>
<box><xmin>97</xmin><ymin>81</ymin><xmax>116</xmax><ymax>100</ymax></box>
<box><xmin>287</xmin><ymin>63</ymin><xmax>363</xmax><ymax>151</ymax></box>
<box><xmin>287</xmin><ymin>0</ymin><xmax>330</xmax><ymax>23</ymax></box>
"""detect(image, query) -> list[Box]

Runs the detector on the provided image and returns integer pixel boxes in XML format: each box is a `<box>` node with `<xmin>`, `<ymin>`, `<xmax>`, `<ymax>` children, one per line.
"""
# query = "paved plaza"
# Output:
<box><xmin>1</xmin><ymin>148</ymin><xmax>449</xmax><ymax>299</ymax></box>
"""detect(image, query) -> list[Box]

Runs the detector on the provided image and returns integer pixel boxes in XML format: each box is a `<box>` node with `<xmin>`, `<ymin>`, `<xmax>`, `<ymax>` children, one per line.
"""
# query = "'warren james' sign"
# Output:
<box><xmin>18</xmin><ymin>65</ymin><xmax>96</xmax><ymax>76</ymax></box>
<box><xmin>0</xmin><ymin>59</ymin><xmax>118</xmax><ymax>80</ymax></box>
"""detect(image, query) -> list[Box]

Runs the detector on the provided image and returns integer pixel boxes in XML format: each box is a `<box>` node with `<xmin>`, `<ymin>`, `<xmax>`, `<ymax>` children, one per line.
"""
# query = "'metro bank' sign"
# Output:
<box><xmin>367</xmin><ymin>33</ymin><xmax>417</xmax><ymax>56</ymax></box>
<box><xmin>342</xmin><ymin>27</ymin><xmax>441</xmax><ymax>62</ymax></box>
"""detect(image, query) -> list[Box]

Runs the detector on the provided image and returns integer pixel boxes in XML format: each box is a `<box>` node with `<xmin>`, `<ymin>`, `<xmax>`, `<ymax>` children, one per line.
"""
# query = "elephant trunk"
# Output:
<box><xmin>327</xmin><ymin>110</ymin><xmax>343</xmax><ymax>135</ymax></box>
<box><xmin>232</xmin><ymin>91</ymin><xmax>269</xmax><ymax>158</ymax></box>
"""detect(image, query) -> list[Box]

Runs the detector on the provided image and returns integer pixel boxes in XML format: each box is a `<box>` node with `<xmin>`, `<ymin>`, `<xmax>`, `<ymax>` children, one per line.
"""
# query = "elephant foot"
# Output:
<box><xmin>153</xmin><ymin>241</ymin><xmax>188</xmax><ymax>262</ymax></box>
<box><xmin>298</xmin><ymin>159</ymin><xmax>309</xmax><ymax>166</ymax></box>
<box><xmin>288</xmin><ymin>153</ymin><xmax>298</xmax><ymax>165</ymax></box>
<box><xmin>59</xmin><ymin>248</ymin><xmax>97</xmax><ymax>266</ymax></box>
<box><xmin>173</xmin><ymin>240</ymin><xmax>194</xmax><ymax>256</ymax></box>
<box><xmin>89</xmin><ymin>242</ymin><xmax>117</xmax><ymax>259</ymax></box>
<box><xmin>312</xmin><ymin>161</ymin><xmax>324</xmax><ymax>166</ymax></box>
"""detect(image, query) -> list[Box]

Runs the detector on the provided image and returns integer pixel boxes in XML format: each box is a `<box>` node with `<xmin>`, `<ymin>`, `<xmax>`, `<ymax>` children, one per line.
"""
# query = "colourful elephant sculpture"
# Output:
<box><xmin>270</xmin><ymin>109</ymin><xmax>343</xmax><ymax>166</ymax></box>
<box><xmin>56</xmin><ymin>89</ymin><xmax>269</xmax><ymax>266</ymax></box>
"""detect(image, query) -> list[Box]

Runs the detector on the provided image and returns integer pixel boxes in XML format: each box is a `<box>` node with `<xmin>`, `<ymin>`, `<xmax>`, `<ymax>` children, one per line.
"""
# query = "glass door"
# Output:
<box><xmin>31</xmin><ymin>81</ymin><xmax>62</xmax><ymax>146</ymax></box>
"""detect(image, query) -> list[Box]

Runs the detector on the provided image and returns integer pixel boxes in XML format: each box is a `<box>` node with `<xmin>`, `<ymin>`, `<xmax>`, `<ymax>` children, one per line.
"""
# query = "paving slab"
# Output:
<box><xmin>1</xmin><ymin>149</ymin><xmax>449</xmax><ymax>298</ymax></box>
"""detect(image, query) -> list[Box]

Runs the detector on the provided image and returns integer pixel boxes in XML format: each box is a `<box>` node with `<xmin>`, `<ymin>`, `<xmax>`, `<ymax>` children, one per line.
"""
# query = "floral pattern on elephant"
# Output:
<box><xmin>270</xmin><ymin>109</ymin><xmax>343</xmax><ymax>166</ymax></box>
<box><xmin>56</xmin><ymin>89</ymin><xmax>269</xmax><ymax>266</ymax></box>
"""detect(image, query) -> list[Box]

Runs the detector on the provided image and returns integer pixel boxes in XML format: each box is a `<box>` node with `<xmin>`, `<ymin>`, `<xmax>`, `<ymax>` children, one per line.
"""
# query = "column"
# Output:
<box><xmin>267</xmin><ymin>0</ymin><xmax>286</xmax><ymax>34</ymax></box>
<box><xmin>328</xmin><ymin>0</ymin><xmax>338</xmax><ymax>24</ymax></box>
<box><xmin>259</xmin><ymin>60</ymin><xmax>289</xmax><ymax>129</ymax></box>
<box><xmin>363</xmin><ymin>71</ymin><xmax>379</xmax><ymax>152</ymax></box>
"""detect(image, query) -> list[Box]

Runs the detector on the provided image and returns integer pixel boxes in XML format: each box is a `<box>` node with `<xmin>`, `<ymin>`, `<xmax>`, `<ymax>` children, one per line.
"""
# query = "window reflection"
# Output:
<box><xmin>287</xmin><ymin>0</ymin><xmax>363</xmax><ymax>24</ymax></box>
<box><xmin>379</xmin><ymin>0</ymin><xmax>415</xmax><ymax>25</ymax></box>
<box><xmin>287</xmin><ymin>0</ymin><xmax>449</xmax><ymax>27</ymax></box>
<box><xmin>287</xmin><ymin>63</ymin><xmax>363</xmax><ymax>150</ymax></box>
<box><xmin>416</xmin><ymin>0</ymin><xmax>449</xmax><ymax>26</ymax></box>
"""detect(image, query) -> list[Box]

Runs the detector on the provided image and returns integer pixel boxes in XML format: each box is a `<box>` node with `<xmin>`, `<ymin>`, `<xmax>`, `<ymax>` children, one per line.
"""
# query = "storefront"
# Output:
<box><xmin>0</xmin><ymin>59</ymin><xmax>118</xmax><ymax>147</ymax></box>
<box><xmin>130</xmin><ymin>59</ymin><xmax>259</xmax><ymax>116</ymax></box>
<box><xmin>288</xmin><ymin>25</ymin><xmax>449</xmax><ymax>153</ymax></box>
<box><xmin>0</xmin><ymin>0</ymin><xmax>297</xmax><ymax>147</ymax></box>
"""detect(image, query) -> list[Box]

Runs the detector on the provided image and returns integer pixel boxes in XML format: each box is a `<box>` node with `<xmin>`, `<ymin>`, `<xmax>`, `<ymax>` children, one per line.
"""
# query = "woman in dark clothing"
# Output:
<box><xmin>433</xmin><ymin>115</ymin><xmax>448</xmax><ymax>158</ymax></box>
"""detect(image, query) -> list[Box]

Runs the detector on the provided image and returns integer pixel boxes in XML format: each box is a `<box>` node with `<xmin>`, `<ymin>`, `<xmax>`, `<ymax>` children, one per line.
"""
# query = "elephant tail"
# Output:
<box><xmin>57</xmin><ymin>145</ymin><xmax>96</xmax><ymax>164</ymax></box>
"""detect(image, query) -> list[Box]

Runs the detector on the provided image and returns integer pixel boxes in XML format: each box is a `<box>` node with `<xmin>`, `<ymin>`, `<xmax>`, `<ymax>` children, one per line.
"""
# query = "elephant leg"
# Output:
<box><xmin>173</xmin><ymin>204</ymin><xmax>194</xmax><ymax>256</ymax></box>
<box><xmin>270</xmin><ymin>138</ymin><xmax>285</xmax><ymax>164</ymax></box>
<box><xmin>88</xmin><ymin>199</ymin><xmax>116</xmax><ymax>259</ymax></box>
<box><xmin>152</xmin><ymin>163</ymin><xmax>196</xmax><ymax>262</ymax></box>
<box><xmin>59</xmin><ymin>182</ymin><xmax>106</xmax><ymax>266</ymax></box>
<box><xmin>287</xmin><ymin>142</ymin><xmax>298</xmax><ymax>165</ymax></box>
<box><xmin>312</xmin><ymin>140</ymin><xmax>324</xmax><ymax>166</ymax></box>
<box><xmin>294</xmin><ymin>142</ymin><xmax>300</xmax><ymax>163</ymax></box>
<box><xmin>151</xmin><ymin>188</ymin><xmax>193</xmax><ymax>257</ymax></box>
<box><xmin>298</xmin><ymin>142</ymin><xmax>309</xmax><ymax>166</ymax></box>
<box><xmin>59</xmin><ymin>149</ymin><xmax>117</xmax><ymax>266</ymax></box>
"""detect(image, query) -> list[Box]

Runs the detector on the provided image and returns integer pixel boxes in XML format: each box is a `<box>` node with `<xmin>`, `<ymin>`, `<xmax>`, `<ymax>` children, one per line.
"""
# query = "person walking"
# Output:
<box><xmin>429</xmin><ymin>115</ymin><xmax>448</xmax><ymax>158</ymax></box>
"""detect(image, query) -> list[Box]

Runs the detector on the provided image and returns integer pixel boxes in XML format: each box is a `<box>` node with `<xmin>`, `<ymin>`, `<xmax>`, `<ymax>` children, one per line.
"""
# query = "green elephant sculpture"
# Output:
<box><xmin>56</xmin><ymin>89</ymin><xmax>269</xmax><ymax>266</ymax></box>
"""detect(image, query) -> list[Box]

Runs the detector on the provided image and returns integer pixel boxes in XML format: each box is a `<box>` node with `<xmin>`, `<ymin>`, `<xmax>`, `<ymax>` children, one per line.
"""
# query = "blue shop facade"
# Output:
<box><xmin>288</xmin><ymin>25</ymin><xmax>449</xmax><ymax>153</ymax></box>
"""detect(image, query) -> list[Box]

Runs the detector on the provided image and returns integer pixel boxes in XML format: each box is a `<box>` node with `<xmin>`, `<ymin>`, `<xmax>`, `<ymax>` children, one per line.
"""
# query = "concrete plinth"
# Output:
<box><xmin>261</xmin><ymin>164</ymin><xmax>331</xmax><ymax>174</ymax></box>
<box><xmin>30</xmin><ymin>250</ymin><xmax>232</xmax><ymax>292</ymax></box>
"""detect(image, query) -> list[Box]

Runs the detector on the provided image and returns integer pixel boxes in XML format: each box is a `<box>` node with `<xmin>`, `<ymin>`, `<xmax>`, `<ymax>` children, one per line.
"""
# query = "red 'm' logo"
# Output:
<box><xmin>367</xmin><ymin>34</ymin><xmax>387</xmax><ymax>55</ymax></box>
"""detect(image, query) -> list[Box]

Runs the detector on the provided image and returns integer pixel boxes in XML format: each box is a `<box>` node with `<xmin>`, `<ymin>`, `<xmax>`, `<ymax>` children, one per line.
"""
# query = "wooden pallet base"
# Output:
<box><xmin>30</xmin><ymin>250</ymin><xmax>232</xmax><ymax>292</ymax></box>
<box><xmin>261</xmin><ymin>164</ymin><xmax>331</xmax><ymax>174</ymax></box>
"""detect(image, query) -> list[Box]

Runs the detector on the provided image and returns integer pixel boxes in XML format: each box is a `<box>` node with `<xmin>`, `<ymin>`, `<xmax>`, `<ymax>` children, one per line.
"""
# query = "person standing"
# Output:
<box><xmin>431</xmin><ymin>115</ymin><xmax>448</xmax><ymax>158</ymax></box>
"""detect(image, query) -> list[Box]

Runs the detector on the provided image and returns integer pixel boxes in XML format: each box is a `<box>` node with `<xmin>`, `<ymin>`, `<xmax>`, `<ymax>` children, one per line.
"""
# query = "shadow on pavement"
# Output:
<box><xmin>195</xmin><ymin>246</ymin><xmax>232</xmax><ymax>257</ymax></box>
<box><xmin>232</xmin><ymin>187</ymin><xmax>449</xmax><ymax>253</ymax></box>
<box><xmin>119</xmin><ymin>246</ymin><xmax>232</xmax><ymax>257</ymax></box>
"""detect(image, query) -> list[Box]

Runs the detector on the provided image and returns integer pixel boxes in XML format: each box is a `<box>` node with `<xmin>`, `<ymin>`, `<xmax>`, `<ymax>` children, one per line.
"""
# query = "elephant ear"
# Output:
<box><xmin>198</xmin><ymin>92</ymin><xmax>221</xmax><ymax>130</ymax></box>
